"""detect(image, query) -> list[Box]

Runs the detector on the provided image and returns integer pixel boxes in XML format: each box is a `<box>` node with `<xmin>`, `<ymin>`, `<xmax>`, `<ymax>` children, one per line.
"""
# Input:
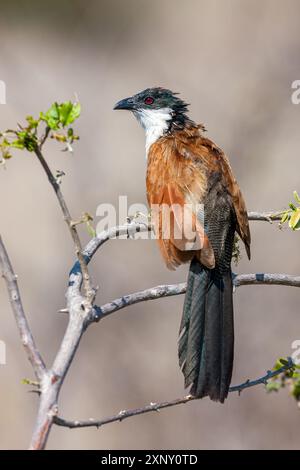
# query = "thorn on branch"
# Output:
<box><xmin>54</xmin><ymin>358</ymin><xmax>295</xmax><ymax>431</ymax></box>
<box><xmin>58</xmin><ymin>308</ymin><xmax>69</xmax><ymax>314</ymax></box>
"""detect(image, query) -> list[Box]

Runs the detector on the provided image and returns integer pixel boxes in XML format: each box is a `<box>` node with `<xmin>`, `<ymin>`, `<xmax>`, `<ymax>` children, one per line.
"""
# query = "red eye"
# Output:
<box><xmin>144</xmin><ymin>96</ymin><xmax>154</xmax><ymax>105</ymax></box>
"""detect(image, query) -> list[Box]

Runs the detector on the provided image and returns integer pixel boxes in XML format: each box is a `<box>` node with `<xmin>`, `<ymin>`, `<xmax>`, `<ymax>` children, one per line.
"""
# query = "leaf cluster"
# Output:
<box><xmin>280</xmin><ymin>191</ymin><xmax>300</xmax><ymax>230</ymax></box>
<box><xmin>266</xmin><ymin>357</ymin><xmax>300</xmax><ymax>404</ymax></box>
<box><xmin>0</xmin><ymin>101</ymin><xmax>81</xmax><ymax>163</ymax></box>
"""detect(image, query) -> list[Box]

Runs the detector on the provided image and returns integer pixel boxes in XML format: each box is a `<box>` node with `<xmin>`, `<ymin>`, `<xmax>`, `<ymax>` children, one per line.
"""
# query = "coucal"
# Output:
<box><xmin>114</xmin><ymin>87</ymin><xmax>250</xmax><ymax>402</ymax></box>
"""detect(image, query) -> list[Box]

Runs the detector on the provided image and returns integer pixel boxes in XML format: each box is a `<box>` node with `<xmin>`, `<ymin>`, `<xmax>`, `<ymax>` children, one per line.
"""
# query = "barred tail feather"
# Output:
<box><xmin>178</xmin><ymin>258</ymin><xmax>234</xmax><ymax>403</ymax></box>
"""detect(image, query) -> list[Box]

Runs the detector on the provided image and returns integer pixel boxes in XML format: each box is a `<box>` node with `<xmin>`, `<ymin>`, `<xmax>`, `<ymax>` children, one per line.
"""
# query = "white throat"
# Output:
<box><xmin>133</xmin><ymin>107</ymin><xmax>173</xmax><ymax>157</ymax></box>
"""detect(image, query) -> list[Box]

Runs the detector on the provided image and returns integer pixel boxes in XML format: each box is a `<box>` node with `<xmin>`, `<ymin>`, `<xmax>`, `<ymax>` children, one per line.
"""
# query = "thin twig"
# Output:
<box><xmin>233</xmin><ymin>273</ymin><xmax>300</xmax><ymax>288</ymax></box>
<box><xmin>28</xmin><ymin>142</ymin><xmax>96</xmax><ymax>449</ymax></box>
<box><xmin>247</xmin><ymin>211</ymin><xmax>284</xmax><ymax>222</ymax></box>
<box><xmin>0</xmin><ymin>236</ymin><xmax>45</xmax><ymax>380</ymax></box>
<box><xmin>39</xmin><ymin>126</ymin><xmax>50</xmax><ymax>149</ymax></box>
<box><xmin>54</xmin><ymin>358</ymin><xmax>294</xmax><ymax>429</ymax></box>
<box><xmin>34</xmin><ymin>145</ymin><xmax>93</xmax><ymax>301</ymax></box>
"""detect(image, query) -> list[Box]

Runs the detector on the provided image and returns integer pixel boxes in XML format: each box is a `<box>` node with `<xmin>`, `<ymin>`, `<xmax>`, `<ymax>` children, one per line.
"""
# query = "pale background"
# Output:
<box><xmin>0</xmin><ymin>0</ymin><xmax>299</xmax><ymax>450</ymax></box>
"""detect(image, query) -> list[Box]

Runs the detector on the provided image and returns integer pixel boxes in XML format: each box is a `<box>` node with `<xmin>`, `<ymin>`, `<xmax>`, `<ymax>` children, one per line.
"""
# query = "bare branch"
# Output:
<box><xmin>8</xmin><ymin>209</ymin><xmax>294</xmax><ymax>448</ymax></box>
<box><xmin>29</xmin><ymin>309</ymin><xmax>86</xmax><ymax>450</ymax></box>
<box><xmin>54</xmin><ymin>358</ymin><xmax>294</xmax><ymax>429</ymax></box>
<box><xmin>29</xmin><ymin>260</ymin><xmax>90</xmax><ymax>449</ymax></box>
<box><xmin>233</xmin><ymin>272</ymin><xmax>300</xmax><ymax>288</ymax></box>
<box><xmin>68</xmin><ymin>222</ymin><xmax>151</xmax><ymax>306</ymax></box>
<box><xmin>93</xmin><ymin>283</ymin><xmax>187</xmax><ymax>320</ymax></box>
<box><xmin>89</xmin><ymin>209</ymin><xmax>284</xmax><ymax>259</ymax></box>
<box><xmin>67</xmin><ymin>209</ymin><xmax>284</xmax><ymax>311</ymax></box>
<box><xmin>29</xmin><ymin>216</ymin><xmax>95</xmax><ymax>449</ymax></box>
<box><xmin>85</xmin><ymin>222</ymin><xmax>151</xmax><ymax>258</ymax></box>
<box><xmin>28</xmin><ymin>143</ymin><xmax>97</xmax><ymax>449</ymax></box>
<box><xmin>91</xmin><ymin>273</ymin><xmax>300</xmax><ymax>322</ymax></box>
<box><xmin>34</xmin><ymin>145</ymin><xmax>93</xmax><ymax>300</ymax></box>
<box><xmin>0</xmin><ymin>236</ymin><xmax>46</xmax><ymax>380</ymax></box>
<box><xmin>247</xmin><ymin>211</ymin><xmax>284</xmax><ymax>222</ymax></box>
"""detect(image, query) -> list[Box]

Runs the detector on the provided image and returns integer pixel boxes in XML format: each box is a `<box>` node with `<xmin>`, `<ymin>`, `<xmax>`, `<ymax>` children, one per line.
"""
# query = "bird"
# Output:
<box><xmin>114</xmin><ymin>87</ymin><xmax>251</xmax><ymax>402</ymax></box>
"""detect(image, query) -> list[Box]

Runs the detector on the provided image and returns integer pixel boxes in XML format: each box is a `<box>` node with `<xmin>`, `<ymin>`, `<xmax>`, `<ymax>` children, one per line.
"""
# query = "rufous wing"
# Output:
<box><xmin>150</xmin><ymin>183</ymin><xmax>215</xmax><ymax>270</ymax></box>
<box><xmin>174</xmin><ymin>132</ymin><xmax>251</xmax><ymax>260</ymax></box>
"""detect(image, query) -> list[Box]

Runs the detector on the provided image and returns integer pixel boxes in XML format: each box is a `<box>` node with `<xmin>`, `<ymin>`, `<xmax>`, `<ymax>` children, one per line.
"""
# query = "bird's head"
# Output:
<box><xmin>114</xmin><ymin>87</ymin><xmax>192</xmax><ymax>134</ymax></box>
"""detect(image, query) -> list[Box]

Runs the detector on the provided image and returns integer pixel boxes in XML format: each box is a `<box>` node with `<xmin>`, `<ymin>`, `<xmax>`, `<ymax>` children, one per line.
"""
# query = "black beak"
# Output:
<box><xmin>113</xmin><ymin>96</ymin><xmax>135</xmax><ymax>110</ymax></box>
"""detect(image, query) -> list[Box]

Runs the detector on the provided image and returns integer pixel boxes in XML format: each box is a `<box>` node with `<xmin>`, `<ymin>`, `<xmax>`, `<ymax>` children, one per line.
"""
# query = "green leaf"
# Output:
<box><xmin>67</xmin><ymin>102</ymin><xmax>81</xmax><ymax>125</ymax></box>
<box><xmin>47</xmin><ymin>103</ymin><xmax>60</xmax><ymax>120</ymax></box>
<box><xmin>275</xmin><ymin>358</ymin><xmax>287</xmax><ymax>369</ymax></box>
<box><xmin>58</xmin><ymin>101</ymin><xmax>73</xmax><ymax>126</ymax></box>
<box><xmin>58</xmin><ymin>101</ymin><xmax>81</xmax><ymax>127</ymax></box>
<box><xmin>1</xmin><ymin>138</ymin><xmax>11</xmax><ymax>147</ymax></box>
<box><xmin>40</xmin><ymin>103</ymin><xmax>60</xmax><ymax>130</ymax></box>
<box><xmin>294</xmin><ymin>220</ymin><xmax>300</xmax><ymax>231</ymax></box>
<box><xmin>26</xmin><ymin>115</ymin><xmax>39</xmax><ymax>130</ymax></box>
<box><xmin>280</xmin><ymin>211</ymin><xmax>290</xmax><ymax>224</ymax></box>
<box><xmin>289</xmin><ymin>202</ymin><xmax>297</xmax><ymax>211</ymax></box>
<box><xmin>40</xmin><ymin>101</ymin><xmax>81</xmax><ymax>130</ymax></box>
<box><xmin>293</xmin><ymin>190</ymin><xmax>300</xmax><ymax>204</ymax></box>
<box><xmin>10</xmin><ymin>139</ymin><xmax>25</xmax><ymax>150</ymax></box>
<box><xmin>86</xmin><ymin>221</ymin><xmax>96</xmax><ymax>238</ymax></box>
<box><xmin>21</xmin><ymin>378</ymin><xmax>31</xmax><ymax>385</ymax></box>
<box><xmin>266</xmin><ymin>381</ymin><xmax>282</xmax><ymax>393</ymax></box>
<box><xmin>291</xmin><ymin>379</ymin><xmax>300</xmax><ymax>400</ymax></box>
<box><xmin>3</xmin><ymin>151</ymin><xmax>12</xmax><ymax>159</ymax></box>
<box><xmin>21</xmin><ymin>378</ymin><xmax>39</xmax><ymax>386</ymax></box>
<box><xmin>289</xmin><ymin>208</ymin><xmax>300</xmax><ymax>230</ymax></box>
<box><xmin>67</xmin><ymin>127</ymin><xmax>74</xmax><ymax>138</ymax></box>
<box><xmin>0</xmin><ymin>99</ymin><xmax>81</xmax><ymax>161</ymax></box>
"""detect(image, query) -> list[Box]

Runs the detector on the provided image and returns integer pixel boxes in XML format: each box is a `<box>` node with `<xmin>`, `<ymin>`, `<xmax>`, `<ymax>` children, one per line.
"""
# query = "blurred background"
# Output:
<box><xmin>0</xmin><ymin>0</ymin><xmax>299</xmax><ymax>450</ymax></box>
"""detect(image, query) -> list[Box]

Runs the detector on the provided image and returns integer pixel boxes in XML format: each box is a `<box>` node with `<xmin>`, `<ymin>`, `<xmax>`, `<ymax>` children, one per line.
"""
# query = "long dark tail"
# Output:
<box><xmin>178</xmin><ymin>258</ymin><xmax>234</xmax><ymax>403</ymax></box>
